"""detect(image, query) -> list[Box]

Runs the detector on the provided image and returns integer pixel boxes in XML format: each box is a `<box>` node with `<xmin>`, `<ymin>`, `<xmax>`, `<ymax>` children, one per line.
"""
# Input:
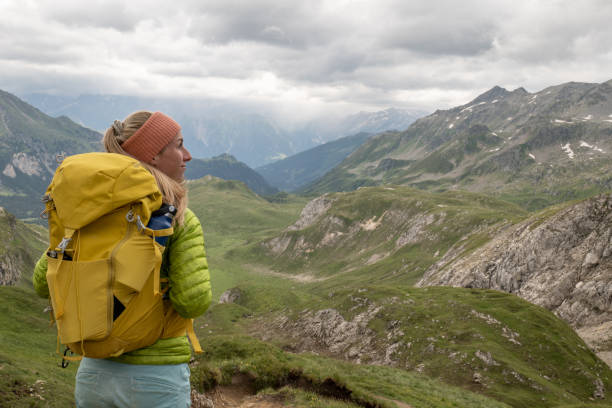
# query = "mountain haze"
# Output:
<box><xmin>256</xmin><ymin>132</ymin><xmax>372</xmax><ymax>192</ymax></box>
<box><xmin>23</xmin><ymin>93</ymin><xmax>422</xmax><ymax>167</ymax></box>
<box><xmin>303</xmin><ymin>80</ymin><xmax>612</xmax><ymax>210</ymax></box>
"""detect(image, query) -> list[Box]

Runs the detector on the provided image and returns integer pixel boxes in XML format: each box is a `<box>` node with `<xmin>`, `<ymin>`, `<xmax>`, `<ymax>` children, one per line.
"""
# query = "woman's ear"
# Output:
<box><xmin>149</xmin><ymin>155</ymin><xmax>159</xmax><ymax>166</ymax></box>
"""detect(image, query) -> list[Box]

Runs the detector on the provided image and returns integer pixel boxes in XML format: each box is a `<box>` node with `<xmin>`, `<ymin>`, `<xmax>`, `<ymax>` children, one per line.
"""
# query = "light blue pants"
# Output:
<box><xmin>75</xmin><ymin>357</ymin><xmax>191</xmax><ymax>408</ymax></box>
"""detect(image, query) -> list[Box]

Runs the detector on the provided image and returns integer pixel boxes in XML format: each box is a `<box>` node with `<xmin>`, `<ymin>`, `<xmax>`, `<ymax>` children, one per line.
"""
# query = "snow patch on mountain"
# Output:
<box><xmin>562</xmin><ymin>143</ymin><xmax>575</xmax><ymax>159</ymax></box>
<box><xmin>580</xmin><ymin>141</ymin><xmax>606</xmax><ymax>153</ymax></box>
<box><xmin>460</xmin><ymin>102</ymin><xmax>486</xmax><ymax>113</ymax></box>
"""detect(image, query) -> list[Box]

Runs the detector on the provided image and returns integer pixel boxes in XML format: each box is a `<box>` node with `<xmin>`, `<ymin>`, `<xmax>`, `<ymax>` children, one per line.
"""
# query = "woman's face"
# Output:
<box><xmin>150</xmin><ymin>132</ymin><xmax>192</xmax><ymax>181</ymax></box>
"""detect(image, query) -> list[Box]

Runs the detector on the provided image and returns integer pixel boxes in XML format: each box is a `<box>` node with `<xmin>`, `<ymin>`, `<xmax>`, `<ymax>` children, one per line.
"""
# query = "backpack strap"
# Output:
<box><xmin>51</xmin><ymin>228</ymin><xmax>77</xmax><ymax>320</ymax></box>
<box><xmin>186</xmin><ymin>319</ymin><xmax>203</xmax><ymax>354</ymax></box>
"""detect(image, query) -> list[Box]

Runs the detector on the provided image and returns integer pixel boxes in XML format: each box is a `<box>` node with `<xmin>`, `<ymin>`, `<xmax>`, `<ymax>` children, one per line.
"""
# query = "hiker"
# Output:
<box><xmin>33</xmin><ymin>111</ymin><xmax>211</xmax><ymax>407</ymax></box>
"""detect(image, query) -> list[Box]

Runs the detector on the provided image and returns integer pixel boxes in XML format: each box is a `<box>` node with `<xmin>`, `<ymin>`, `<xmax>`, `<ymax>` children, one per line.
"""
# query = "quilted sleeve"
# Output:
<box><xmin>32</xmin><ymin>252</ymin><xmax>50</xmax><ymax>298</ymax></box>
<box><xmin>165</xmin><ymin>208</ymin><xmax>212</xmax><ymax>318</ymax></box>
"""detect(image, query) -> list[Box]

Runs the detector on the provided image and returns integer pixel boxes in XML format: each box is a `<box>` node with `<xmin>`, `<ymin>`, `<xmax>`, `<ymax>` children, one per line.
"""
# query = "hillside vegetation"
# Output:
<box><xmin>239</xmin><ymin>186</ymin><xmax>527</xmax><ymax>286</ymax></box>
<box><xmin>2</xmin><ymin>177</ymin><xmax>612</xmax><ymax>407</ymax></box>
<box><xmin>187</xmin><ymin>179</ymin><xmax>612</xmax><ymax>407</ymax></box>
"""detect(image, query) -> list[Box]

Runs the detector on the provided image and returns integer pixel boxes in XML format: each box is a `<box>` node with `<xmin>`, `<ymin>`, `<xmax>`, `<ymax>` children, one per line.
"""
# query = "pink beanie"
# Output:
<box><xmin>121</xmin><ymin>112</ymin><xmax>181</xmax><ymax>162</ymax></box>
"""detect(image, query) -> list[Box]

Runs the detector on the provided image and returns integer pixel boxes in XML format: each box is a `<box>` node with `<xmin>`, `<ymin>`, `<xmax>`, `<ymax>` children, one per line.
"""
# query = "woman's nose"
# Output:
<box><xmin>183</xmin><ymin>147</ymin><xmax>192</xmax><ymax>162</ymax></box>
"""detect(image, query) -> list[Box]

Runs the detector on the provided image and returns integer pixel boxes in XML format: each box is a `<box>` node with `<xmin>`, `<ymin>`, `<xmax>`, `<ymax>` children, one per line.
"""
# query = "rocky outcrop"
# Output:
<box><xmin>260</xmin><ymin>304</ymin><xmax>382</xmax><ymax>364</ymax></box>
<box><xmin>287</xmin><ymin>195</ymin><xmax>334</xmax><ymax>231</ymax></box>
<box><xmin>0</xmin><ymin>253</ymin><xmax>24</xmax><ymax>286</ymax></box>
<box><xmin>418</xmin><ymin>194</ymin><xmax>612</xmax><ymax>364</ymax></box>
<box><xmin>0</xmin><ymin>207</ymin><xmax>44</xmax><ymax>286</ymax></box>
<box><xmin>219</xmin><ymin>287</ymin><xmax>243</xmax><ymax>304</ymax></box>
<box><xmin>10</xmin><ymin>152</ymin><xmax>43</xmax><ymax>176</ymax></box>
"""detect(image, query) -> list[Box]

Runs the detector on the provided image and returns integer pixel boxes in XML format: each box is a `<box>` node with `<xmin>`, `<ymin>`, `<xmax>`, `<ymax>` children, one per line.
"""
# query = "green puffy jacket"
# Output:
<box><xmin>33</xmin><ymin>208</ymin><xmax>211</xmax><ymax>365</ymax></box>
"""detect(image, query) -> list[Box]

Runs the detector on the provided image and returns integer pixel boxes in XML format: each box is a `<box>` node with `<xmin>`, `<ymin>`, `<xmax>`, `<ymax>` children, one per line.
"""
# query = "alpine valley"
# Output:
<box><xmin>1</xmin><ymin>80</ymin><xmax>612</xmax><ymax>408</ymax></box>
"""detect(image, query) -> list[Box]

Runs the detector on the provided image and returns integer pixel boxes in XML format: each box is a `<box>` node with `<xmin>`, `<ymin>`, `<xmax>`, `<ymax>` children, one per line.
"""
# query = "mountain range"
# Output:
<box><xmin>303</xmin><ymin>80</ymin><xmax>612</xmax><ymax>210</ymax></box>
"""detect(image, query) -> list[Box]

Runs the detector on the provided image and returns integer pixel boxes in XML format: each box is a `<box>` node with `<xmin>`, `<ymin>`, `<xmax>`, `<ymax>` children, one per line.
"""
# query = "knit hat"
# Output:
<box><xmin>121</xmin><ymin>112</ymin><xmax>181</xmax><ymax>162</ymax></box>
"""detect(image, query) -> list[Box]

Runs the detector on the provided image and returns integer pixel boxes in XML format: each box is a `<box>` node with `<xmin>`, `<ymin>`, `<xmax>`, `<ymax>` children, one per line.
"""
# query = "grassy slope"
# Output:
<box><xmin>190</xmin><ymin>334</ymin><xmax>511</xmax><ymax>408</ymax></box>
<box><xmin>200</xmin><ymin>284</ymin><xmax>612</xmax><ymax>408</ymax></box>
<box><xmin>0</xmin><ymin>285</ymin><xmax>77</xmax><ymax>407</ymax></box>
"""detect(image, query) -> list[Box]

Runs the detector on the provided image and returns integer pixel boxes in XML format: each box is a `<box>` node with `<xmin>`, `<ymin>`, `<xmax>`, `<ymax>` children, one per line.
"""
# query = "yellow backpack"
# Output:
<box><xmin>43</xmin><ymin>152</ymin><xmax>198</xmax><ymax>361</ymax></box>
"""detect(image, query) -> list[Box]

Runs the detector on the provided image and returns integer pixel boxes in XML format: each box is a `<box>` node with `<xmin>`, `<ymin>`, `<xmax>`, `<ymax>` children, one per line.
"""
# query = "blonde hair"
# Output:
<box><xmin>103</xmin><ymin>111</ymin><xmax>187</xmax><ymax>225</ymax></box>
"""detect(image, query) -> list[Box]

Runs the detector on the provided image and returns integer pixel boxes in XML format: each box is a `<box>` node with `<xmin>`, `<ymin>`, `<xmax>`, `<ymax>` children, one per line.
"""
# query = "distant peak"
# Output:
<box><xmin>512</xmin><ymin>87</ymin><xmax>528</xmax><ymax>94</ymax></box>
<box><xmin>473</xmin><ymin>86</ymin><xmax>510</xmax><ymax>103</ymax></box>
<box><xmin>213</xmin><ymin>153</ymin><xmax>238</xmax><ymax>162</ymax></box>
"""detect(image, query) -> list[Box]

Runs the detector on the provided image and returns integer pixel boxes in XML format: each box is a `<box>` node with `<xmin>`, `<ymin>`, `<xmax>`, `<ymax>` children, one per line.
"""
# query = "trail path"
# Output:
<box><xmin>193</xmin><ymin>388</ymin><xmax>414</xmax><ymax>408</ymax></box>
<box><xmin>192</xmin><ymin>387</ymin><xmax>284</xmax><ymax>408</ymax></box>
<box><xmin>246</xmin><ymin>264</ymin><xmax>327</xmax><ymax>283</ymax></box>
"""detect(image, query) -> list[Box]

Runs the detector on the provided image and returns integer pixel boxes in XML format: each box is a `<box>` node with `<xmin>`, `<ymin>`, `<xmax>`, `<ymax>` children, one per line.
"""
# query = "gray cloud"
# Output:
<box><xmin>186</xmin><ymin>0</ymin><xmax>340</xmax><ymax>48</ymax></box>
<box><xmin>0</xmin><ymin>0</ymin><xmax>610</xmax><ymax>122</ymax></box>
<box><xmin>37</xmin><ymin>1</ymin><xmax>154</xmax><ymax>32</ymax></box>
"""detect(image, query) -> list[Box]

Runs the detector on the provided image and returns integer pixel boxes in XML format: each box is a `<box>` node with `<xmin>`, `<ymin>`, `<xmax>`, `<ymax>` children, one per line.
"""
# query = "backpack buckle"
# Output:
<box><xmin>57</xmin><ymin>237</ymin><xmax>71</xmax><ymax>253</ymax></box>
<box><xmin>136</xmin><ymin>215</ymin><xmax>146</xmax><ymax>232</ymax></box>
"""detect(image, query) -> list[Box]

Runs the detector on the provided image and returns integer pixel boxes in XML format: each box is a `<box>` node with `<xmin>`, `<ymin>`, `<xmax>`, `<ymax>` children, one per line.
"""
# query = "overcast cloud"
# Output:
<box><xmin>1</xmin><ymin>0</ymin><xmax>611</xmax><ymax>123</ymax></box>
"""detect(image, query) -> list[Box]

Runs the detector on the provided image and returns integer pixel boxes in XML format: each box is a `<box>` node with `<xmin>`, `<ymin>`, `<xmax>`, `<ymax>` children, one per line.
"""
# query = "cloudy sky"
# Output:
<box><xmin>1</xmin><ymin>0</ymin><xmax>611</xmax><ymax>123</ymax></box>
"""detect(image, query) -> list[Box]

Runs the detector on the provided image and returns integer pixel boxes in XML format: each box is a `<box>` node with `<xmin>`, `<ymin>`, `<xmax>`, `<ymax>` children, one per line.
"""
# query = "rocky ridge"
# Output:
<box><xmin>417</xmin><ymin>193</ymin><xmax>612</xmax><ymax>365</ymax></box>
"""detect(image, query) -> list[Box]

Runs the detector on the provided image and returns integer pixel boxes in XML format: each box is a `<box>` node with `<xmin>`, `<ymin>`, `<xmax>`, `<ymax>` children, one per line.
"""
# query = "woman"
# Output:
<box><xmin>33</xmin><ymin>111</ymin><xmax>211</xmax><ymax>407</ymax></box>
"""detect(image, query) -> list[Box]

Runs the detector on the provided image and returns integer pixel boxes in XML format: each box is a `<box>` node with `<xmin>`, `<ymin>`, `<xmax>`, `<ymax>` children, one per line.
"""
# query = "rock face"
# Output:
<box><xmin>263</xmin><ymin>305</ymin><xmax>383</xmax><ymax>365</ymax></box>
<box><xmin>219</xmin><ymin>287</ymin><xmax>243</xmax><ymax>304</ymax></box>
<box><xmin>0</xmin><ymin>253</ymin><xmax>24</xmax><ymax>286</ymax></box>
<box><xmin>418</xmin><ymin>194</ymin><xmax>612</xmax><ymax>364</ymax></box>
<box><xmin>0</xmin><ymin>207</ymin><xmax>45</xmax><ymax>286</ymax></box>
